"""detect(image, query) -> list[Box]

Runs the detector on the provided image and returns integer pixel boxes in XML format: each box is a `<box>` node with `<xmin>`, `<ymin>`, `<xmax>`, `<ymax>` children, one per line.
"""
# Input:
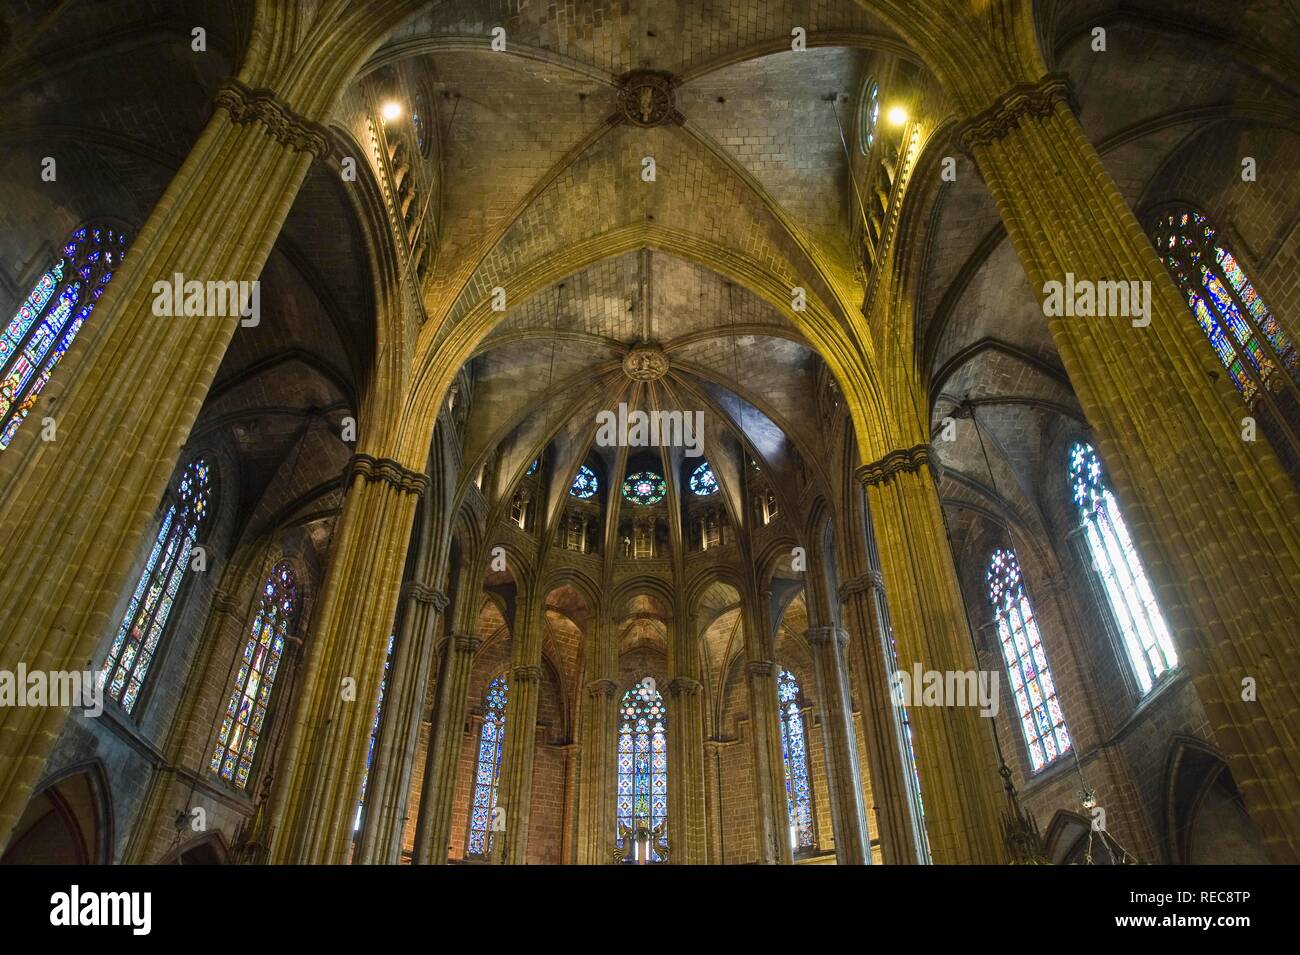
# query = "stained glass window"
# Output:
<box><xmin>1069</xmin><ymin>442</ymin><xmax>1177</xmax><ymax>694</ymax></box>
<box><xmin>211</xmin><ymin>561</ymin><xmax>299</xmax><ymax>790</ymax></box>
<box><xmin>526</xmin><ymin>458</ymin><xmax>539</xmax><ymax>476</ymax></box>
<box><xmin>1153</xmin><ymin>209</ymin><xmax>1298</xmax><ymax>401</ymax></box>
<box><xmin>355</xmin><ymin>633</ymin><xmax>396</xmax><ymax>832</ymax></box>
<box><xmin>103</xmin><ymin>456</ymin><xmax>211</xmax><ymax>714</ymax></box>
<box><xmin>778</xmin><ymin>670</ymin><xmax>815</xmax><ymax>850</ymax></box>
<box><xmin>1</xmin><ymin>226</ymin><xmax>128</xmax><ymax>449</ymax></box>
<box><xmin>859</xmin><ymin>80</ymin><xmax>880</xmax><ymax>154</ymax></box>
<box><xmin>569</xmin><ymin>464</ymin><xmax>598</xmax><ymax>499</ymax></box>
<box><xmin>689</xmin><ymin>460</ymin><xmax>719</xmax><ymax>496</ymax></box>
<box><xmin>617</xmin><ymin>678</ymin><xmax>667</xmax><ymax>862</ymax></box>
<box><xmin>987</xmin><ymin>549</ymin><xmax>1071</xmax><ymax>772</ymax></box>
<box><xmin>467</xmin><ymin>676</ymin><xmax>508</xmax><ymax>856</ymax></box>
<box><xmin>412</xmin><ymin>91</ymin><xmax>429</xmax><ymax>155</ymax></box>
<box><xmin>621</xmin><ymin>470</ymin><xmax>666</xmax><ymax>505</ymax></box>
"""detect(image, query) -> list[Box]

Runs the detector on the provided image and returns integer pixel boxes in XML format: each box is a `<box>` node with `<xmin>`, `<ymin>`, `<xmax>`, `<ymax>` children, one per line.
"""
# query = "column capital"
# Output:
<box><xmin>213</xmin><ymin>78</ymin><xmax>331</xmax><ymax>157</ymax></box>
<box><xmin>667</xmin><ymin>677</ymin><xmax>702</xmax><ymax>697</ymax></box>
<box><xmin>837</xmin><ymin>575</ymin><xmax>871</xmax><ymax>600</ymax></box>
<box><xmin>211</xmin><ymin>587</ymin><xmax>243</xmax><ymax>618</ymax></box>
<box><xmin>450</xmin><ymin>633</ymin><xmax>481</xmax><ymax>655</ymax></box>
<box><xmin>956</xmin><ymin>73</ymin><xmax>1077</xmax><ymax>151</ymax></box>
<box><xmin>745</xmin><ymin>659</ymin><xmax>776</xmax><ymax>679</ymax></box>
<box><xmin>585</xmin><ymin>678</ymin><xmax>618</xmax><ymax>699</ymax></box>
<box><xmin>511</xmin><ymin>664</ymin><xmax>543</xmax><ymax>684</ymax></box>
<box><xmin>804</xmin><ymin>626</ymin><xmax>850</xmax><ymax>649</ymax></box>
<box><xmin>402</xmin><ymin>581</ymin><xmax>448</xmax><ymax>610</ymax></box>
<box><xmin>856</xmin><ymin>444</ymin><xmax>932</xmax><ymax>487</ymax></box>
<box><xmin>345</xmin><ymin>453</ymin><xmax>429</xmax><ymax>497</ymax></box>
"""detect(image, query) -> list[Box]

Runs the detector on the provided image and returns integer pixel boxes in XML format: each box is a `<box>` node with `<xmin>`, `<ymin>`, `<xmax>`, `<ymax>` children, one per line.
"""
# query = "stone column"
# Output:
<box><xmin>805</xmin><ymin>626</ymin><xmax>871</xmax><ymax>863</ymax></box>
<box><xmin>577</xmin><ymin>678</ymin><xmax>618</xmax><ymax>864</ymax></box>
<box><xmin>839</xmin><ymin>571</ymin><xmax>924</xmax><ymax>865</ymax></box>
<box><xmin>269</xmin><ymin>454</ymin><xmax>426</xmax><ymax>864</ymax></box>
<box><xmin>745</xmin><ymin>658</ymin><xmax>794</xmax><ymax>865</ymax></box>
<box><xmin>0</xmin><ymin>80</ymin><xmax>333</xmax><ymax>847</ymax></box>
<box><xmin>496</xmin><ymin>662</ymin><xmax>543</xmax><ymax>864</ymax></box>
<box><xmin>355</xmin><ymin>582</ymin><xmax>447</xmax><ymax>864</ymax></box>
<box><xmin>667</xmin><ymin>676</ymin><xmax>707</xmax><ymax>864</ymax></box>
<box><xmin>411</xmin><ymin>631</ymin><xmax>480</xmax><ymax>864</ymax></box>
<box><xmin>957</xmin><ymin>74</ymin><xmax>1300</xmax><ymax>861</ymax></box>
<box><xmin>860</xmin><ymin>445</ymin><xmax>1004</xmax><ymax>864</ymax></box>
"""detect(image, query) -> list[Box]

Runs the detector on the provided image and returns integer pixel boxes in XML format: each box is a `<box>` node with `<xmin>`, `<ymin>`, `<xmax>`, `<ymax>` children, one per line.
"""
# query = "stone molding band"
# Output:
<box><xmin>668</xmin><ymin>677</ymin><xmax>702</xmax><ymax>697</ymax></box>
<box><xmin>512</xmin><ymin>664</ymin><xmax>543</xmax><ymax>684</ymax></box>
<box><xmin>586</xmin><ymin>678</ymin><xmax>618</xmax><ymax>698</ymax></box>
<box><xmin>451</xmin><ymin>633</ymin><xmax>481</xmax><ymax>654</ymax></box>
<box><xmin>402</xmin><ymin>582</ymin><xmax>448</xmax><ymax>610</ymax></box>
<box><xmin>746</xmin><ymin>660</ymin><xmax>775</xmax><ymax>678</ymax></box>
<box><xmin>345</xmin><ymin>453</ymin><xmax>430</xmax><ymax>497</ymax></box>
<box><xmin>956</xmin><ymin>73</ymin><xmax>1076</xmax><ymax>151</ymax></box>
<box><xmin>214</xmin><ymin>79</ymin><xmax>331</xmax><ymax>158</ymax></box>
<box><xmin>856</xmin><ymin>444</ymin><xmax>932</xmax><ymax>487</ymax></box>
<box><xmin>805</xmin><ymin>626</ymin><xmax>850</xmax><ymax>649</ymax></box>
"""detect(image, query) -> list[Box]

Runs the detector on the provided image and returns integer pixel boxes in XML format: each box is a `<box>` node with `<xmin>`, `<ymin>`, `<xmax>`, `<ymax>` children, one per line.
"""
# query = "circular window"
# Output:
<box><xmin>621</xmin><ymin>471</ymin><xmax>667</xmax><ymax>505</ymax></box>
<box><xmin>689</xmin><ymin>461</ymin><xmax>719</xmax><ymax>496</ymax></box>
<box><xmin>859</xmin><ymin>80</ymin><xmax>880</xmax><ymax>154</ymax></box>
<box><xmin>569</xmin><ymin>464</ymin><xmax>598</xmax><ymax>499</ymax></box>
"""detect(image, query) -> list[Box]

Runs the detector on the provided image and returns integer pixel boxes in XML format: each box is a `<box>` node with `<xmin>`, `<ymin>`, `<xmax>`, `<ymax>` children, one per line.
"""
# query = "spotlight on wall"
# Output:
<box><xmin>380</xmin><ymin>100</ymin><xmax>403</xmax><ymax>123</ymax></box>
<box><xmin>886</xmin><ymin>104</ymin><xmax>909</xmax><ymax>127</ymax></box>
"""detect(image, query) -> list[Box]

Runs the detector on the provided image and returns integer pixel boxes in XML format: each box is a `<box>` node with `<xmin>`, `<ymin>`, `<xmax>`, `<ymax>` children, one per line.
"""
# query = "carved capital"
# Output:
<box><xmin>837</xmin><ymin>575</ymin><xmax>871</xmax><ymax>600</ymax></box>
<box><xmin>956</xmin><ymin>73</ymin><xmax>1077</xmax><ymax>151</ymax></box>
<box><xmin>402</xmin><ymin>581</ymin><xmax>448</xmax><ymax>610</ymax></box>
<box><xmin>212</xmin><ymin>588</ymin><xmax>243</xmax><ymax>618</ymax></box>
<box><xmin>345</xmin><ymin>453</ymin><xmax>430</xmax><ymax>497</ymax></box>
<box><xmin>745</xmin><ymin>660</ymin><xmax>775</xmax><ymax>679</ymax></box>
<box><xmin>667</xmin><ymin>677</ymin><xmax>702</xmax><ymax>697</ymax></box>
<box><xmin>586</xmin><ymin>678</ymin><xmax>618</xmax><ymax>699</ymax></box>
<box><xmin>805</xmin><ymin>626</ymin><xmax>850</xmax><ymax>649</ymax></box>
<box><xmin>451</xmin><ymin>633</ymin><xmax>481</xmax><ymax>655</ymax></box>
<box><xmin>856</xmin><ymin>444</ymin><xmax>932</xmax><ymax>487</ymax></box>
<box><xmin>511</xmin><ymin>664</ymin><xmax>543</xmax><ymax>685</ymax></box>
<box><xmin>214</xmin><ymin>79</ymin><xmax>330</xmax><ymax>157</ymax></box>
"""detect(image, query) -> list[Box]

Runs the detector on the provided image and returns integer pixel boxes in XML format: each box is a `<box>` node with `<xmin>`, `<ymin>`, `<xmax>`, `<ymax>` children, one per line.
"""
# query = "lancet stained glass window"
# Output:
<box><xmin>1069</xmin><ymin>442</ymin><xmax>1177</xmax><ymax>695</ymax></box>
<box><xmin>689</xmin><ymin>460</ymin><xmax>719</xmax><ymax>496</ymax></box>
<box><xmin>103</xmin><ymin>456</ymin><xmax>211</xmax><ymax>714</ymax></box>
<box><xmin>1152</xmin><ymin>209</ymin><xmax>1298</xmax><ymax>402</ymax></box>
<box><xmin>987</xmin><ymin>548</ymin><xmax>1070</xmax><ymax>772</ymax></box>
<box><xmin>467</xmin><ymin>676</ymin><xmax>508</xmax><ymax>856</ymax></box>
<box><xmin>355</xmin><ymin>633</ymin><xmax>396</xmax><ymax>832</ymax></box>
<box><xmin>569</xmin><ymin>464</ymin><xmax>598</xmax><ymax>499</ymax></box>
<box><xmin>617</xmin><ymin>679</ymin><xmax>667</xmax><ymax>862</ymax></box>
<box><xmin>859</xmin><ymin>80</ymin><xmax>880</xmax><ymax>154</ymax></box>
<box><xmin>1</xmin><ymin>226</ymin><xmax>128</xmax><ymax>449</ymax></box>
<box><xmin>778</xmin><ymin>670</ymin><xmax>815</xmax><ymax>850</ymax></box>
<box><xmin>621</xmin><ymin>470</ymin><xmax>666</xmax><ymax>505</ymax></box>
<box><xmin>211</xmin><ymin>561</ymin><xmax>299</xmax><ymax>790</ymax></box>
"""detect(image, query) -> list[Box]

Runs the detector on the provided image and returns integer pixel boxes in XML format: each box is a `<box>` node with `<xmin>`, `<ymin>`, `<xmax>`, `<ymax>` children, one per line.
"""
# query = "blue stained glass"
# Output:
<box><xmin>1069</xmin><ymin>442</ymin><xmax>1176</xmax><ymax>695</ymax></box>
<box><xmin>211</xmin><ymin>562</ymin><xmax>299</xmax><ymax>789</ymax></box>
<box><xmin>986</xmin><ymin>549</ymin><xmax>1070</xmax><ymax>771</ymax></box>
<box><xmin>859</xmin><ymin>80</ymin><xmax>880</xmax><ymax>153</ymax></box>
<box><xmin>1</xmin><ymin>226</ymin><xmax>128</xmax><ymax>449</ymax></box>
<box><xmin>104</xmin><ymin>456</ymin><xmax>211</xmax><ymax>714</ymax></box>
<box><xmin>355</xmin><ymin>633</ymin><xmax>397</xmax><ymax>832</ymax></box>
<box><xmin>778</xmin><ymin>670</ymin><xmax>815</xmax><ymax>850</ymax></box>
<box><xmin>689</xmin><ymin>461</ymin><xmax>719</xmax><ymax>496</ymax></box>
<box><xmin>526</xmin><ymin>458</ymin><xmax>539</xmax><ymax>476</ymax></box>
<box><xmin>569</xmin><ymin>464</ymin><xmax>598</xmax><ymax>499</ymax></box>
<box><xmin>1152</xmin><ymin>209</ymin><xmax>1300</xmax><ymax>398</ymax></box>
<box><xmin>621</xmin><ymin>470</ymin><xmax>666</xmax><ymax>505</ymax></box>
<box><xmin>467</xmin><ymin>676</ymin><xmax>508</xmax><ymax>856</ymax></box>
<box><xmin>616</xmin><ymin>679</ymin><xmax>668</xmax><ymax>862</ymax></box>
